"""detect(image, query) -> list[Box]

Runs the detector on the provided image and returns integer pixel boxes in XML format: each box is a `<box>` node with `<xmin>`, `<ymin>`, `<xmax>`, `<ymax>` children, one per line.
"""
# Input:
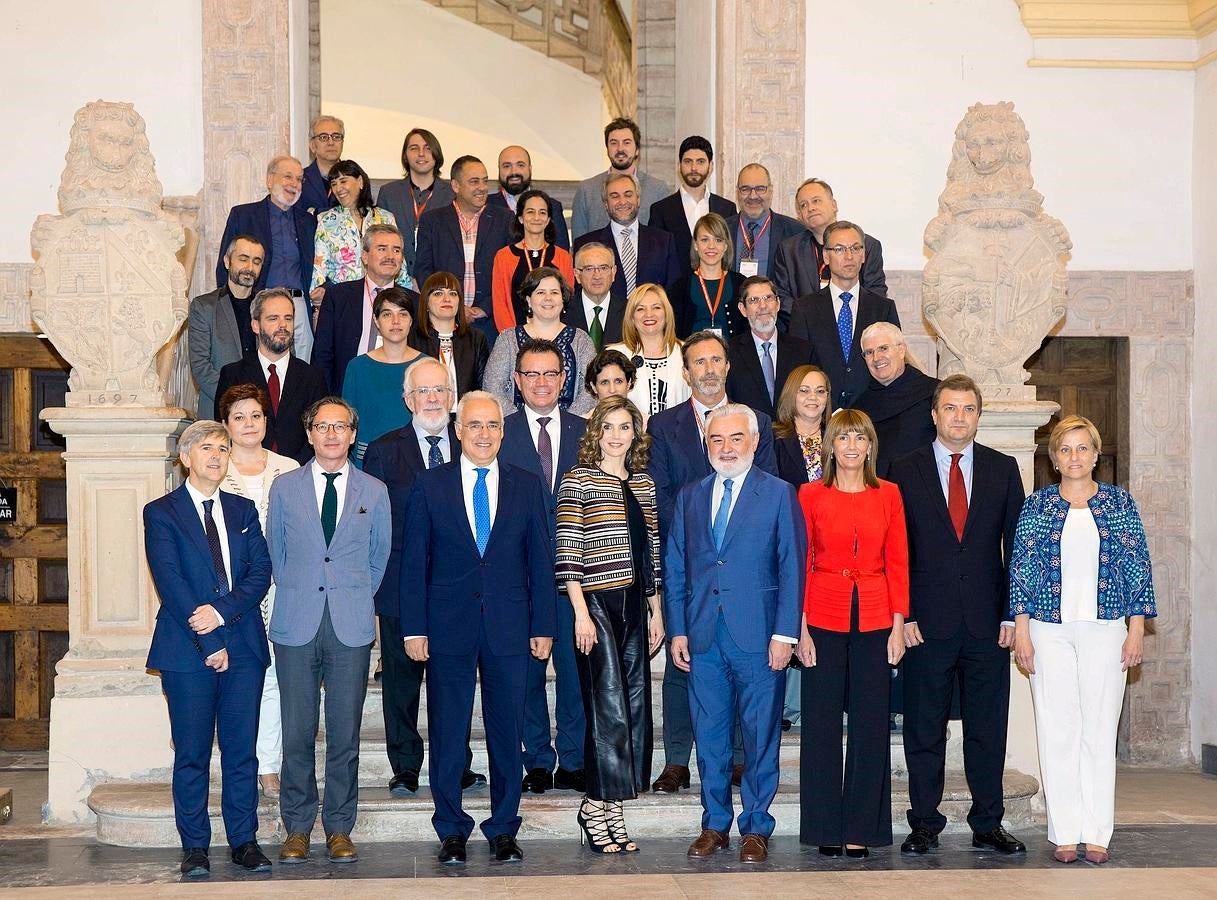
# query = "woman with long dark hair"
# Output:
<box><xmin>408</xmin><ymin>271</ymin><xmax>489</xmax><ymax>401</ymax></box>
<box><xmin>491</xmin><ymin>188</ymin><xmax>575</xmax><ymax>331</ymax></box>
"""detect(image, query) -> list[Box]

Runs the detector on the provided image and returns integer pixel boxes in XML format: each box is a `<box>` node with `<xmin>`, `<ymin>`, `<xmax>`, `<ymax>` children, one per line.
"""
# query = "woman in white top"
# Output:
<box><xmin>218</xmin><ymin>382</ymin><xmax>301</xmax><ymax>797</ymax></box>
<box><xmin>605</xmin><ymin>284</ymin><xmax>689</xmax><ymax>426</ymax></box>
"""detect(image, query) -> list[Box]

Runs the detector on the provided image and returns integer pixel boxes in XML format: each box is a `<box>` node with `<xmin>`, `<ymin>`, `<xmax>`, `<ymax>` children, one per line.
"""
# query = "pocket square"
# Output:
<box><xmin>241</xmin><ymin>526</ymin><xmax>250</xmax><ymax>533</ymax></box>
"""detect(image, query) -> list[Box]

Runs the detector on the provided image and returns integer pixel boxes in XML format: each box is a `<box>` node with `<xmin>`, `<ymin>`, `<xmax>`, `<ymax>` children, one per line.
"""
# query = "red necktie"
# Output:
<box><xmin>948</xmin><ymin>452</ymin><xmax>968</xmax><ymax>541</ymax></box>
<box><xmin>267</xmin><ymin>363</ymin><xmax>281</xmax><ymax>452</ymax></box>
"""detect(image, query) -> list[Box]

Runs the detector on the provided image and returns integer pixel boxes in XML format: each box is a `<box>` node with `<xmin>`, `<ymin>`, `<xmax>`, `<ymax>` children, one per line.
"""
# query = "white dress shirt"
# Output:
<box><xmin>257</xmin><ymin>349</ymin><xmax>291</xmax><ymax>387</ymax></box>
<box><xmin>752</xmin><ymin>329</ymin><xmax>779</xmax><ymax>369</ymax></box>
<box><xmin>460</xmin><ymin>454</ymin><xmax>499</xmax><ymax>536</ymax></box>
<box><xmin>680</xmin><ymin>187</ymin><xmax>710</xmax><ymax>235</ymax></box>
<box><xmin>310</xmin><ymin>461</ymin><xmax>350</xmax><ymax>522</ymax></box>
<box><xmin>523</xmin><ymin>404</ymin><xmax>562</xmax><ymax>491</ymax></box>
<box><xmin>184</xmin><ymin>480</ymin><xmax>231</xmax><ymax>656</ymax></box>
<box><xmin>829</xmin><ymin>280</ymin><xmax>860</xmax><ymax>338</ymax></box>
<box><xmin>610</xmin><ymin>218</ymin><xmax>638</xmax><ymax>260</ymax></box>
<box><xmin>414</xmin><ymin>422</ymin><xmax>451</xmax><ymax>465</ymax></box>
<box><xmin>932</xmin><ymin>439</ymin><xmax>973</xmax><ymax>503</ymax></box>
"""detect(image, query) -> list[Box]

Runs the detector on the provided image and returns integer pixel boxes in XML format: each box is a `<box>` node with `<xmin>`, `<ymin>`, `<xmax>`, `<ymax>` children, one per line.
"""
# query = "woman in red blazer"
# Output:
<box><xmin>796</xmin><ymin>408</ymin><xmax>908</xmax><ymax>858</ymax></box>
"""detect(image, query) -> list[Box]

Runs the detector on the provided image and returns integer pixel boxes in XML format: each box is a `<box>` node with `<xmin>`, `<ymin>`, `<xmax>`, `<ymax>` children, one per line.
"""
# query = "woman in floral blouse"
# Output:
<box><xmin>310</xmin><ymin>159</ymin><xmax>407</xmax><ymax>293</ymax></box>
<box><xmin>773</xmin><ymin>365</ymin><xmax>832</xmax><ymax>487</ymax></box>
<box><xmin>1009</xmin><ymin>415</ymin><xmax>1156</xmax><ymax>867</ymax></box>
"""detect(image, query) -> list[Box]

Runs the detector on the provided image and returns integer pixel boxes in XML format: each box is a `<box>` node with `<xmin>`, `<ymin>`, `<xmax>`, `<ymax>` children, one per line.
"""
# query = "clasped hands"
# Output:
<box><xmin>404</xmin><ymin>636</ymin><xmax>554</xmax><ymax>662</ymax></box>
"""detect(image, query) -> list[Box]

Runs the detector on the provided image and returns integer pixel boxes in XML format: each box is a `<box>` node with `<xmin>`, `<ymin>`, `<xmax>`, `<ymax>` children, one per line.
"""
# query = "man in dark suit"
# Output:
<box><xmin>573</xmin><ymin>173</ymin><xmax>682</xmax><ymax>300</ymax></box>
<box><xmin>648</xmin><ymin>136</ymin><xmax>737</xmax><ymax>268</ymax></box>
<box><xmin>498</xmin><ymin>340</ymin><xmax>587</xmax><ymax>794</ymax></box>
<box><xmin>414</xmin><ymin>155</ymin><xmax>514</xmax><ymax>343</ymax></box>
<box><xmin>646</xmin><ymin>330</ymin><xmax>778</xmax><ymax>794</ymax></box>
<box><xmin>726</xmin><ymin>276</ymin><xmax>811</xmax><ymax>418</ymax></box>
<box><xmin>887</xmin><ymin>374</ymin><xmax>1027</xmax><ymax>857</ymax></box>
<box><xmin>362</xmin><ymin>359</ymin><xmax>484</xmax><ymax>797</ymax></box>
<box><xmin>486</xmin><ymin>144</ymin><xmax>570</xmax><ymax>249</ymax></box>
<box><xmin>666</xmin><ymin>404</ymin><xmax>806</xmax><ymax>863</ymax></box>
<box><xmin>312</xmin><ymin>224</ymin><xmax>416</xmax><ymax>393</ymax></box>
<box><xmin>300</xmin><ymin>115</ymin><xmax>343</xmax><ymax>217</ymax></box>
<box><xmin>215</xmin><ymin>289</ymin><xmax>328</xmax><ymax>463</ymax></box>
<box><xmin>788</xmin><ymin>221</ymin><xmax>900</xmax><ymax>410</ymax></box>
<box><xmin>856</xmin><ymin>322</ymin><xmax>938</xmax><ymax>477</ymax></box>
<box><xmin>726</xmin><ymin>163</ymin><xmax>803</xmax><ymax>280</ymax></box>
<box><xmin>144</xmin><ymin>420</ymin><xmax>274</xmax><ymax>877</ymax></box>
<box><xmin>565</xmin><ymin>242</ymin><xmax>624</xmax><ymax>350</ymax></box>
<box><xmin>773</xmin><ymin>178</ymin><xmax>887</xmax><ymax>314</ymax></box>
<box><xmin>402</xmin><ymin>391</ymin><xmax>557</xmax><ymax>866</ymax></box>
<box><xmin>189</xmin><ymin>235</ymin><xmax>264</xmax><ymax>418</ymax></box>
<box><xmin>376</xmin><ymin>127</ymin><xmax>455</xmax><ymax>277</ymax></box>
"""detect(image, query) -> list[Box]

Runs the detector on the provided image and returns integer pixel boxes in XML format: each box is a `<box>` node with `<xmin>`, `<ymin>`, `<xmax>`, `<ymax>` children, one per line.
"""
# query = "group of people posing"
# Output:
<box><xmin>157</xmin><ymin>114</ymin><xmax>1158</xmax><ymax>877</ymax></box>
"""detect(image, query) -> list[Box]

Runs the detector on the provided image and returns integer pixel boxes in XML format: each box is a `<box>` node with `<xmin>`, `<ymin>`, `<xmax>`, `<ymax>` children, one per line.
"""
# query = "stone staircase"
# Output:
<box><xmin>87</xmin><ymin>675</ymin><xmax>1040</xmax><ymax>847</ymax></box>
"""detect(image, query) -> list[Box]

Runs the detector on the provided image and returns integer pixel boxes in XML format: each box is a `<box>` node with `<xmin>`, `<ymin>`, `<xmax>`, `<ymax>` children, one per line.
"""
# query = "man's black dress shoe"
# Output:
<box><xmin>521</xmin><ymin>767</ymin><xmax>553</xmax><ymax>793</ymax></box>
<box><xmin>180</xmin><ymin>847</ymin><xmax>210</xmax><ymax>877</ymax></box>
<box><xmin>230</xmin><ymin>841</ymin><xmax>272</xmax><ymax>872</ymax></box>
<box><xmin>817</xmin><ymin>845</ymin><xmax>843</xmax><ymax>858</ymax></box>
<box><xmin>461</xmin><ymin>770</ymin><xmax>488</xmax><ymax>791</ymax></box>
<box><xmin>901</xmin><ymin>828</ymin><xmax>939</xmax><ymax>854</ymax></box>
<box><xmin>389</xmin><ymin>770</ymin><xmax>420</xmax><ymax>796</ymax></box>
<box><xmin>438</xmin><ymin>835</ymin><xmax>467</xmax><ymax>865</ymax></box>
<box><xmin>781</xmin><ymin>718</ymin><xmax>793</xmax><ymax>731</ymax></box>
<box><xmin>972</xmin><ymin>826</ymin><xmax>1026</xmax><ymax>854</ymax></box>
<box><xmin>489</xmin><ymin>833</ymin><xmax>524</xmax><ymax>862</ymax></box>
<box><xmin>845</xmin><ymin>846</ymin><xmax>870</xmax><ymax>859</ymax></box>
<box><xmin>553</xmin><ymin>767</ymin><xmax>586</xmax><ymax>792</ymax></box>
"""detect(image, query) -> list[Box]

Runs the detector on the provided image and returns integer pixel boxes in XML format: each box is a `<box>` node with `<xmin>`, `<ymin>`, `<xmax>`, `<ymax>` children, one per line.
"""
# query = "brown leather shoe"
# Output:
<box><xmin>687</xmin><ymin>828</ymin><xmax>730</xmax><ymax>859</ymax></box>
<box><xmin>326</xmin><ymin>832</ymin><xmax>358</xmax><ymax>863</ymax></box>
<box><xmin>739</xmin><ymin>833</ymin><xmax>769</xmax><ymax>863</ymax></box>
<box><xmin>278</xmin><ymin>831</ymin><xmax>310</xmax><ymax>863</ymax></box>
<box><xmin>651</xmin><ymin>764</ymin><xmax>691</xmax><ymax>794</ymax></box>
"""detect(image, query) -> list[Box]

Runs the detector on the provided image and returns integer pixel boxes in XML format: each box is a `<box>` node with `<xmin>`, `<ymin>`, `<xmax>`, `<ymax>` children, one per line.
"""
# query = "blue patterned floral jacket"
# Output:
<box><xmin>1008</xmin><ymin>483</ymin><xmax>1157</xmax><ymax>623</ymax></box>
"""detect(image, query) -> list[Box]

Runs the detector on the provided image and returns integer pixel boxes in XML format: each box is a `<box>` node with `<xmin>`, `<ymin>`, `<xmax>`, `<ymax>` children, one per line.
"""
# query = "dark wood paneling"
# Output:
<box><xmin>30</xmin><ymin>370</ymin><xmax>69</xmax><ymax>452</ymax></box>
<box><xmin>0</xmin><ymin>632</ymin><xmax>13</xmax><ymax>719</ymax></box>
<box><xmin>0</xmin><ymin>560</ymin><xmax>10</xmax><ymax>604</ymax></box>
<box><xmin>39</xmin><ymin>632</ymin><xmax>69</xmax><ymax>718</ymax></box>
<box><xmin>0</xmin><ymin>370</ymin><xmax>11</xmax><ymax>452</ymax></box>
<box><xmin>37</xmin><ymin>480</ymin><xmax>67</xmax><ymax>525</ymax></box>
<box><xmin>38</xmin><ymin>559</ymin><xmax>68</xmax><ymax>604</ymax></box>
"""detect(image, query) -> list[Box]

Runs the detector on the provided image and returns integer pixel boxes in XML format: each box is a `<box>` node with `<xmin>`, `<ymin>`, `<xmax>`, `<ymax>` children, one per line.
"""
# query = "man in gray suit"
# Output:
<box><xmin>266</xmin><ymin>396</ymin><xmax>391</xmax><ymax>865</ymax></box>
<box><xmin>188</xmin><ymin>235</ymin><xmax>264</xmax><ymax>418</ymax></box>
<box><xmin>571</xmin><ymin>117</ymin><xmax>670</xmax><ymax>239</ymax></box>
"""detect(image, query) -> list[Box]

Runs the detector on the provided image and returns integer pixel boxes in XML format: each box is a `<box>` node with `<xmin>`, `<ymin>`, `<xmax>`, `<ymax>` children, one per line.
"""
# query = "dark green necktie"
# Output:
<box><xmin>322</xmin><ymin>471</ymin><xmax>341</xmax><ymax>546</ymax></box>
<box><xmin>590</xmin><ymin>305</ymin><xmax>604</xmax><ymax>349</ymax></box>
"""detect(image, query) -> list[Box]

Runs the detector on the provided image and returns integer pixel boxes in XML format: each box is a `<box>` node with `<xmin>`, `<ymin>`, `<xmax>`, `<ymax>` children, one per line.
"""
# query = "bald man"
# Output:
<box><xmin>486</xmin><ymin>144</ymin><xmax>571</xmax><ymax>250</ymax></box>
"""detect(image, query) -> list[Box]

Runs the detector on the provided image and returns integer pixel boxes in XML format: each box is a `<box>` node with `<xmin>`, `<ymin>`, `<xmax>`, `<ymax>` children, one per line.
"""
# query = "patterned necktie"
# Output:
<box><xmin>321</xmin><ymin>471</ymin><xmax>341</xmax><ymax>546</ymax></box>
<box><xmin>712</xmin><ymin>478</ymin><xmax>734</xmax><ymax>551</ymax></box>
<box><xmin>202</xmin><ymin>498</ymin><xmax>229</xmax><ymax>591</ymax></box>
<box><xmin>473</xmin><ymin>467</ymin><xmax>491</xmax><ymax>555</ymax></box>
<box><xmin>266</xmin><ymin>363</ymin><xmax>281</xmax><ymax>453</ymax></box>
<box><xmin>837</xmin><ymin>291</ymin><xmax>854</xmax><ymax>359</ymax></box>
<box><xmin>425</xmin><ymin>435</ymin><xmax>443</xmax><ymax>469</ymax></box>
<box><xmin>948</xmin><ymin>453</ymin><xmax>968</xmax><ymax>541</ymax></box>
<box><xmin>620</xmin><ymin>228</ymin><xmax>637</xmax><ymax>295</ymax></box>
<box><xmin>536</xmin><ymin>416</ymin><xmax>553</xmax><ymax>490</ymax></box>
<box><xmin>590</xmin><ymin>305</ymin><xmax>604</xmax><ymax>350</ymax></box>
<box><xmin>761</xmin><ymin>341</ymin><xmax>776</xmax><ymax>405</ymax></box>
<box><xmin>366</xmin><ymin>286</ymin><xmax>381</xmax><ymax>351</ymax></box>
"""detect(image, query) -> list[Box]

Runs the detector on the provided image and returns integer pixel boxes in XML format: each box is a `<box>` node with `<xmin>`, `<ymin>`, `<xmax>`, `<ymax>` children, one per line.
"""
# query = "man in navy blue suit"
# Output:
<box><xmin>486</xmin><ymin>145</ymin><xmax>570</xmax><ymax>250</ymax></box>
<box><xmin>499</xmin><ymin>340</ymin><xmax>587</xmax><ymax>795</ymax></box>
<box><xmin>144</xmin><ymin>420</ymin><xmax>274</xmax><ymax>877</ymax></box>
<box><xmin>725</xmin><ymin>163</ymin><xmax>803</xmax><ymax>281</ymax></box>
<box><xmin>401</xmin><ymin>391</ymin><xmax>557</xmax><ymax>866</ymax></box>
<box><xmin>665</xmin><ymin>404</ymin><xmax>806</xmax><ymax>863</ymax></box>
<box><xmin>573</xmin><ymin>172</ymin><xmax>682</xmax><ymax>299</ymax></box>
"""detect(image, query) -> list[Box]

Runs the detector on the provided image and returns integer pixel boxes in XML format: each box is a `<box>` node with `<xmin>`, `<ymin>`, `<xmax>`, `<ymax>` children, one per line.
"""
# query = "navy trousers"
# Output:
<box><xmin>522</xmin><ymin>591</ymin><xmax>585</xmax><ymax>772</ymax></box>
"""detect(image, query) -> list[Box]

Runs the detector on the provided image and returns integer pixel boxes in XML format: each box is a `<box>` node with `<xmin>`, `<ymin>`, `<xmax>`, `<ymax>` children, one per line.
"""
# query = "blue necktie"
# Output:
<box><xmin>473</xmin><ymin>467</ymin><xmax>491</xmax><ymax>555</ymax></box>
<box><xmin>426</xmin><ymin>435</ymin><xmax>443</xmax><ymax>469</ymax></box>
<box><xmin>202</xmin><ymin>499</ymin><xmax>229</xmax><ymax>591</ymax></box>
<box><xmin>712</xmin><ymin>478</ymin><xmax>734</xmax><ymax>551</ymax></box>
<box><xmin>837</xmin><ymin>291</ymin><xmax>853</xmax><ymax>359</ymax></box>
<box><xmin>761</xmin><ymin>341</ymin><xmax>776</xmax><ymax>405</ymax></box>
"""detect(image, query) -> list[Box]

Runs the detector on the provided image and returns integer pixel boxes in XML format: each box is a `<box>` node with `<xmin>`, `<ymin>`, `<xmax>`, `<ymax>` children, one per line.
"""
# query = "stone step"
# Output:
<box><xmin>88</xmin><ymin>770</ymin><xmax>1040</xmax><ymax>848</ymax></box>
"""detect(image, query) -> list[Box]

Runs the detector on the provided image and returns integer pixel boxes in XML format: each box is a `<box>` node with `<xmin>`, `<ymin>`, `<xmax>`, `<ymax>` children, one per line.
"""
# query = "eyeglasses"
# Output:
<box><xmin>576</xmin><ymin>264</ymin><xmax>614</xmax><ymax>275</ymax></box>
<box><xmin>861</xmin><ymin>343</ymin><xmax>902</xmax><ymax>359</ymax></box>
<box><xmin>744</xmin><ymin>293</ymin><xmax>779</xmax><ymax>306</ymax></box>
<box><xmin>311</xmin><ymin>132</ymin><xmax>344</xmax><ymax>143</ymax></box>
<box><xmin>460</xmin><ymin>421</ymin><xmax>502</xmax><ymax>433</ymax></box>
<box><xmin>407</xmin><ymin>386</ymin><xmax>452</xmax><ymax>397</ymax></box>
<box><xmin>516</xmin><ymin>370</ymin><xmax>563</xmax><ymax>381</ymax></box>
<box><xmin>825</xmin><ymin>244</ymin><xmax>865</xmax><ymax>256</ymax></box>
<box><xmin>311</xmin><ymin>422</ymin><xmax>352</xmax><ymax>434</ymax></box>
<box><xmin>736</xmin><ymin>185</ymin><xmax>770</xmax><ymax>196</ymax></box>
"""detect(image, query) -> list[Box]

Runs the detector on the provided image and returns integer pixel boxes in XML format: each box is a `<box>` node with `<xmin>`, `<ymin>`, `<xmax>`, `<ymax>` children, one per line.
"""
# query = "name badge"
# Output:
<box><xmin>708</xmin><ymin>328</ymin><xmax>722</xmax><ymax>338</ymax></box>
<box><xmin>739</xmin><ymin>259</ymin><xmax>759</xmax><ymax>278</ymax></box>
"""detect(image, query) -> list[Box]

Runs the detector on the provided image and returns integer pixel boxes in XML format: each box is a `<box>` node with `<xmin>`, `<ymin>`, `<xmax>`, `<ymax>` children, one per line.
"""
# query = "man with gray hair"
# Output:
<box><xmin>665</xmin><ymin>402</ymin><xmax>806</xmax><ymax>863</ymax></box>
<box><xmin>855</xmin><ymin>321</ymin><xmax>938</xmax><ymax>478</ymax></box>
<box><xmin>572</xmin><ymin>116</ymin><xmax>671</xmax><ymax>238</ymax></box>
<box><xmin>301</xmin><ymin>114</ymin><xmax>345</xmax><ymax>217</ymax></box>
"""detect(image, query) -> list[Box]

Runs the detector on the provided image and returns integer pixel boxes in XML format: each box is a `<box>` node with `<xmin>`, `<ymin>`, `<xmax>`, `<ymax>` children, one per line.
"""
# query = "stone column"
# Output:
<box><xmin>634</xmin><ymin>0</ymin><xmax>676</xmax><ymax>180</ymax></box>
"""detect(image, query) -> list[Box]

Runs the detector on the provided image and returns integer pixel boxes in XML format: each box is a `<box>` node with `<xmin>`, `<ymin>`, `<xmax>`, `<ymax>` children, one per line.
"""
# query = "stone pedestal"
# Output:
<box><xmin>41</xmin><ymin>407</ymin><xmax>189</xmax><ymax>824</ymax></box>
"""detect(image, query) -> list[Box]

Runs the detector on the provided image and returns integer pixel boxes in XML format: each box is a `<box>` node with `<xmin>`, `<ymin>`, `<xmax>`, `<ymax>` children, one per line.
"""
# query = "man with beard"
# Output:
<box><xmin>216</xmin><ymin>155</ymin><xmax>317</xmax><ymax>358</ymax></box>
<box><xmin>725</xmin><ymin>164</ymin><xmax>803</xmax><ymax>280</ymax></box>
<box><xmin>215</xmin><ymin>288</ymin><xmax>328</xmax><ymax>464</ymax></box>
<box><xmin>486</xmin><ymin>145</ymin><xmax>570</xmax><ymax>250</ymax></box>
<box><xmin>665</xmin><ymin>403</ymin><xmax>805</xmax><ymax>863</ymax></box>
<box><xmin>189</xmin><ymin>235</ymin><xmax>265</xmax><ymax>418</ymax></box>
<box><xmin>571</xmin><ymin>117</ymin><xmax>671</xmax><ymax>239</ymax></box>
<box><xmin>376</xmin><ymin>128</ymin><xmax>455</xmax><ymax>275</ymax></box>
<box><xmin>646</xmin><ymin>330</ymin><xmax>778</xmax><ymax>795</ymax></box>
<box><xmin>648</xmin><ymin>136</ymin><xmax>736</xmax><ymax>268</ymax></box>
<box><xmin>855</xmin><ymin>322</ymin><xmax>938</xmax><ymax>478</ymax></box>
<box><xmin>726</xmin><ymin>276</ymin><xmax>811</xmax><ymax>419</ymax></box>
<box><xmin>572</xmin><ymin>173</ymin><xmax>681</xmax><ymax>300</ymax></box>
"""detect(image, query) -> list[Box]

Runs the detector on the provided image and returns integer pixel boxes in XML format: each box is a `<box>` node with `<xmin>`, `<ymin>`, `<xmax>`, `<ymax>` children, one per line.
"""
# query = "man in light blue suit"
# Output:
<box><xmin>266</xmin><ymin>396</ymin><xmax>391</xmax><ymax>865</ymax></box>
<box><xmin>664</xmin><ymin>403</ymin><xmax>807</xmax><ymax>864</ymax></box>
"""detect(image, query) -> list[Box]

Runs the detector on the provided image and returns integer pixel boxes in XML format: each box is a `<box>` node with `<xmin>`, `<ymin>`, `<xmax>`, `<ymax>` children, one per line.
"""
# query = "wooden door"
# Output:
<box><xmin>0</xmin><ymin>336</ymin><xmax>70</xmax><ymax>750</ymax></box>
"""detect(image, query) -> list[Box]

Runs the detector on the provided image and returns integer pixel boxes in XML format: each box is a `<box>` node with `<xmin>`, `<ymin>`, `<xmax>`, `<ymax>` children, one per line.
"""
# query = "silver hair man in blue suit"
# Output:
<box><xmin>265</xmin><ymin>396</ymin><xmax>391</xmax><ymax>865</ymax></box>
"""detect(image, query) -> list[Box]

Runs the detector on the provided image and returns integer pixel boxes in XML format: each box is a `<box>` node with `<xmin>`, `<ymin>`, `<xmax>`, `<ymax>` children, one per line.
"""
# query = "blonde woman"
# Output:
<box><xmin>606</xmin><ymin>284</ymin><xmax>690</xmax><ymax>425</ymax></box>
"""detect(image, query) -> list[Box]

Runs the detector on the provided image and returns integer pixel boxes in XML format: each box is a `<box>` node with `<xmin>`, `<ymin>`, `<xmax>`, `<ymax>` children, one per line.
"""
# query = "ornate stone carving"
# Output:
<box><xmin>0</xmin><ymin>262</ymin><xmax>34</xmax><ymax>333</ymax></box>
<box><xmin>29</xmin><ymin>102</ymin><xmax>188</xmax><ymax>407</ymax></box>
<box><xmin>922</xmin><ymin>102</ymin><xmax>1072</xmax><ymax>399</ymax></box>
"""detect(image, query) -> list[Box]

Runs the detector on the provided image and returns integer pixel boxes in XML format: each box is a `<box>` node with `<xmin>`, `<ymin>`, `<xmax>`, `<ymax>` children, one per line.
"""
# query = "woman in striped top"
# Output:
<box><xmin>555</xmin><ymin>395</ymin><xmax>663</xmax><ymax>854</ymax></box>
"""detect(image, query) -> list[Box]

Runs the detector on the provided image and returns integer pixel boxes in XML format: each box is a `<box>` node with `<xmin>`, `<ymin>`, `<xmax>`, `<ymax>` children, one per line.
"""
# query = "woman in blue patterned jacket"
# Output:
<box><xmin>1008</xmin><ymin>415</ymin><xmax>1156</xmax><ymax>867</ymax></box>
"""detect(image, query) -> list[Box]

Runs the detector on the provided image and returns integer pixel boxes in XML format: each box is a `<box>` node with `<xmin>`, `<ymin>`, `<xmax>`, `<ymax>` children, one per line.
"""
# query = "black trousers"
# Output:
<box><xmin>799</xmin><ymin>593</ymin><xmax>893</xmax><ymax>847</ymax></box>
<box><xmin>903</xmin><ymin>623</ymin><xmax>1011</xmax><ymax>834</ymax></box>
<box><xmin>575</xmin><ymin>586</ymin><xmax>653</xmax><ymax>801</ymax></box>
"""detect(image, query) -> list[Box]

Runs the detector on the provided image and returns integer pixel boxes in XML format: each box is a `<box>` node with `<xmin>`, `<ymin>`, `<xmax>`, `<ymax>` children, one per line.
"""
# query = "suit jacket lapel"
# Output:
<box><xmin>444</xmin><ymin>206</ymin><xmax>462</xmax><ymax>251</ymax></box>
<box><xmin>215</xmin><ymin>291</ymin><xmax>242</xmax><ymax>357</ymax></box>
<box><xmin>917</xmin><ymin>448</ymin><xmax>958</xmax><ymax>541</ymax></box>
<box><xmin>811</xmin><ymin>296</ymin><xmax>844</xmax><ymax>365</ymax></box>
<box><xmin>169</xmin><ymin>486</ymin><xmax>218</xmax><ymax>574</ymax></box>
<box><xmin>718</xmin><ymin>472</ymin><xmax>759</xmax><ymax>552</ymax></box>
<box><xmin>484</xmin><ymin>464</ymin><xmax>516</xmax><ymax>553</ymax></box>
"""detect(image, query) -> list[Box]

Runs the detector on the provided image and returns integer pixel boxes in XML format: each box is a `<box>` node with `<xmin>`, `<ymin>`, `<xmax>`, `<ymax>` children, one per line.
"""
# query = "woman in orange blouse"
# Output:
<box><xmin>796</xmin><ymin>408</ymin><xmax>908</xmax><ymax>859</ymax></box>
<box><xmin>490</xmin><ymin>189</ymin><xmax>575</xmax><ymax>331</ymax></box>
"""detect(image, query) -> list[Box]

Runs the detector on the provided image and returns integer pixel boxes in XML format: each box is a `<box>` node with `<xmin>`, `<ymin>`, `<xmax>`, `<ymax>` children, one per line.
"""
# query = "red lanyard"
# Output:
<box><xmin>739</xmin><ymin>213</ymin><xmax>772</xmax><ymax>258</ymax></box>
<box><xmin>696</xmin><ymin>271</ymin><xmax>727</xmax><ymax>323</ymax></box>
<box><xmin>411</xmin><ymin>184</ymin><xmax>432</xmax><ymax>222</ymax></box>
<box><xmin>521</xmin><ymin>242</ymin><xmax>548</xmax><ymax>272</ymax></box>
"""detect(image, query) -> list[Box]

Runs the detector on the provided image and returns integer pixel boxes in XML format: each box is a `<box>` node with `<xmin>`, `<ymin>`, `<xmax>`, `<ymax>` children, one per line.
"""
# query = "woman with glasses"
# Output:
<box><xmin>605</xmin><ymin>284</ymin><xmax>689</xmax><ymax>425</ymax></box>
<box><xmin>670</xmin><ymin>213</ymin><xmax>745</xmax><ymax>339</ymax></box>
<box><xmin>482</xmin><ymin>266</ymin><xmax>596</xmax><ymax>415</ymax></box>
<box><xmin>217</xmin><ymin>383</ymin><xmax>301</xmax><ymax>799</ymax></box>
<box><xmin>555</xmin><ymin>396</ymin><xmax>663</xmax><ymax>853</ymax></box>
<box><xmin>340</xmin><ymin>286</ymin><xmax>433</xmax><ymax>466</ymax></box>
<box><xmin>491</xmin><ymin>189</ymin><xmax>576</xmax><ymax>332</ymax></box>
<box><xmin>311</xmin><ymin>159</ymin><xmax>407</xmax><ymax>295</ymax></box>
<box><xmin>409</xmin><ymin>271</ymin><xmax>489</xmax><ymax>401</ymax></box>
